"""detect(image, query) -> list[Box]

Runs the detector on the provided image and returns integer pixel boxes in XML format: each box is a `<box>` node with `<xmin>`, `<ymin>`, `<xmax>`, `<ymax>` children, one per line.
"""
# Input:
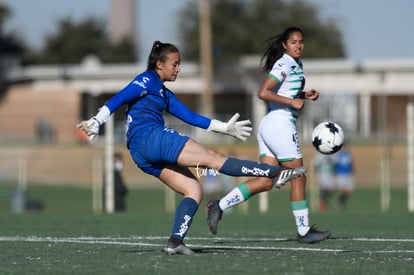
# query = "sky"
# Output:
<box><xmin>3</xmin><ymin>0</ymin><xmax>414</xmax><ymax>63</ymax></box>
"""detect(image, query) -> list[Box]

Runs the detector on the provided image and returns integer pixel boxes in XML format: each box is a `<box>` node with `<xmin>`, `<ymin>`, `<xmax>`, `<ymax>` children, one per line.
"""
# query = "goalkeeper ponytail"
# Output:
<box><xmin>147</xmin><ymin>40</ymin><xmax>179</xmax><ymax>71</ymax></box>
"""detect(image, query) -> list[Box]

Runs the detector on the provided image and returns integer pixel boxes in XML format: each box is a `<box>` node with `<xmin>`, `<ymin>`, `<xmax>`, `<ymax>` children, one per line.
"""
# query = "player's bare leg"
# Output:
<box><xmin>207</xmin><ymin>155</ymin><xmax>306</xmax><ymax>235</ymax></box>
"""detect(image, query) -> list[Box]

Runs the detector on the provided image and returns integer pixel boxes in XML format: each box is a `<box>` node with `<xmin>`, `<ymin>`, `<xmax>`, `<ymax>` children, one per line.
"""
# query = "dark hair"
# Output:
<box><xmin>114</xmin><ymin>152</ymin><xmax>123</xmax><ymax>159</ymax></box>
<box><xmin>260</xmin><ymin>27</ymin><xmax>304</xmax><ymax>72</ymax></box>
<box><xmin>146</xmin><ymin>40</ymin><xmax>179</xmax><ymax>71</ymax></box>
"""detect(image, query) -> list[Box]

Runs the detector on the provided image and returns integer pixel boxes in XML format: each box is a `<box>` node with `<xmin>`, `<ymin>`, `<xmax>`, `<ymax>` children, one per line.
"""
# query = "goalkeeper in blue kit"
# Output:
<box><xmin>77</xmin><ymin>41</ymin><xmax>306</xmax><ymax>255</ymax></box>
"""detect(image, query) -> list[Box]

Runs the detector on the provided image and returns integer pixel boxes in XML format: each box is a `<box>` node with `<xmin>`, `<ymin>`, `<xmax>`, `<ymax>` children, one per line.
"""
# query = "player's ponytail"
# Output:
<box><xmin>147</xmin><ymin>41</ymin><xmax>179</xmax><ymax>71</ymax></box>
<box><xmin>261</xmin><ymin>27</ymin><xmax>304</xmax><ymax>73</ymax></box>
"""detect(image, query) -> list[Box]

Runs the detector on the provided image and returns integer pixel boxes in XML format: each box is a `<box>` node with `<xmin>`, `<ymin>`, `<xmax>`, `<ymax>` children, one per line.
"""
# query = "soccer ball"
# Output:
<box><xmin>311</xmin><ymin>121</ymin><xmax>344</xmax><ymax>155</ymax></box>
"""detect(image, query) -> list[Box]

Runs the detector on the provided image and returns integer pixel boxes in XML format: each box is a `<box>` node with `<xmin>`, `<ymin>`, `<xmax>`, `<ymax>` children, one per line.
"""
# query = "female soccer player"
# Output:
<box><xmin>77</xmin><ymin>41</ymin><xmax>305</xmax><ymax>255</ymax></box>
<box><xmin>207</xmin><ymin>27</ymin><xmax>331</xmax><ymax>244</ymax></box>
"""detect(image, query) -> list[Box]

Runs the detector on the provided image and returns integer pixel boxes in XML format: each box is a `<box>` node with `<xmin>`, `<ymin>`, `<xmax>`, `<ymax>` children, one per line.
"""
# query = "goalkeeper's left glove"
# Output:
<box><xmin>208</xmin><ymin>113</ymin><xmax>252</xmax><ymax>141</ymax></box>
<box><xmin>76</xmin><ymin>106</ymin><xmax>110</xmax><ymax>143</ymax></box>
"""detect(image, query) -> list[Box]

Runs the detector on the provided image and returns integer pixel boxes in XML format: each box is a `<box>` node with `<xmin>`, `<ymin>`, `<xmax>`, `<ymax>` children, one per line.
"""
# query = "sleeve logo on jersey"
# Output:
<box><xmin>132</xmin><ymin>76</ymin><xmax>150</xmax><ymax>89</ymax></box>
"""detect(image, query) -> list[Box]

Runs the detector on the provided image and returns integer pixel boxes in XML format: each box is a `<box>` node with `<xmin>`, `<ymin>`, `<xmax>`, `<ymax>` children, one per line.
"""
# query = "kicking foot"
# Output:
<box><xmin>271</xmin><ymin>166</ymin><xmax>307</xmax><ymax>188</ymax></box>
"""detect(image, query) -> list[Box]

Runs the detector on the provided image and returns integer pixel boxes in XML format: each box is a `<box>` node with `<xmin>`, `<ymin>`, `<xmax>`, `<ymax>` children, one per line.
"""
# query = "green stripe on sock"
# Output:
<box><xmin>291</xmin><ymin>200</ymin><xmax>308</xmax><ymax>210</ymax></box>
<box><xmin>238</xmin><ymin>183</ymin><xmax>251</xmax><ymax>200</ymax></box>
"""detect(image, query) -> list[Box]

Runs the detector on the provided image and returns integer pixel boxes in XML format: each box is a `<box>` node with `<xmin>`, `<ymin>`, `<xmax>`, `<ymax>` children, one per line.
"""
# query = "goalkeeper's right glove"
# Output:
<box><xmin>76</xmin><ymin>117</ymin><xmax>100</xmax><ymax>143</ymax></box>
<box><xmin>76</xmin><ymin>106</ymin><xmax>110</xmax><ymax>143</ymax></box>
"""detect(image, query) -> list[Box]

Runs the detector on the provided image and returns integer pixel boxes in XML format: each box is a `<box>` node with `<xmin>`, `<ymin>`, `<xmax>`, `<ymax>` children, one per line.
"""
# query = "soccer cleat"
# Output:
<box><xmin>297</xmin><ymin>225</ymin><xmax>331</xmax><ymax>244</ymax></box>
<box><xmin>206</xmin><ymin>200</ymin><xmax>223</xmax><ymax>235</ymax></box>
<box><xmin>163</xmin><ymin>237</ymin><xmax>195</xmax><ymax>255</ymax></box>
<box><xmin>271</xmin><ymin>166</ymin><xmax>307</xmax><ymax>188</ymax></box>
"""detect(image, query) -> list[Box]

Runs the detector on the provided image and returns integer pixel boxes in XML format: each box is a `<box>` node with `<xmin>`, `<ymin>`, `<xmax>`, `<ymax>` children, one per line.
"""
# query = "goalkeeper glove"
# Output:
<box><xmin>76</xmin><ymin>106</ymin><xmax>110</xmax><ymax>143</ymax></box>
<box><xmin>208</xmin><ymin>113</ymin><xmax>252</xmax><ymax>141</ymax></box>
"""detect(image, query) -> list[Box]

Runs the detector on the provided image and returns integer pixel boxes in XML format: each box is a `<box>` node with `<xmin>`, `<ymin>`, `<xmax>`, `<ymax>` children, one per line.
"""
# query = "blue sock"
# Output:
<box><xmin>219</xmin><ymin>157</ymin><xmax>280</xmax><ymax>177</ymax></box>
<box><xmin>170</xmin><ymin>197</ymin><xmax>199</xmax><ymax>241</ymax></box>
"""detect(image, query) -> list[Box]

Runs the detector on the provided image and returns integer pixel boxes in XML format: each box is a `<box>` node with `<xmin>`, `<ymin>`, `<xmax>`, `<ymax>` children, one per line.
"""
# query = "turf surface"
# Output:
<box><xmin>0</xmin><ymin>185</ymin><xmax>413</xmax><ymax>274</ymax></box>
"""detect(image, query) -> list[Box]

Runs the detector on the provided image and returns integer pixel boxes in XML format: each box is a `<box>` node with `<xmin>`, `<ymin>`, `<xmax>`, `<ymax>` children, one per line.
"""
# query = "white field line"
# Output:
<box><xmin>1</xmin><ymin>236</ymin><xmax>414</xmax><ymax>253</ymax></box>
<box><xmin>2</xmin><ymin>236</ymin><xmax>414</xmax><ymax>243</ymax></box>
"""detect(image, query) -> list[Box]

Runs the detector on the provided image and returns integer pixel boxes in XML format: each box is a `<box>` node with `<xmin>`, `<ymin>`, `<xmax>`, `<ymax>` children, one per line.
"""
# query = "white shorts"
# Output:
<box><xmin>336</xmin><ymin>175</ymin><xmax>354</xmax><ymax>190</ymax></box>
<box><xmin>257</xmin><ymin>111</ymin><xmax>302</xmax><ymax>162</ymax></box>
<box><xmin>318</xmin><ymin>175</ymin><xmax>336</xmax><ymax>190</ymax></box>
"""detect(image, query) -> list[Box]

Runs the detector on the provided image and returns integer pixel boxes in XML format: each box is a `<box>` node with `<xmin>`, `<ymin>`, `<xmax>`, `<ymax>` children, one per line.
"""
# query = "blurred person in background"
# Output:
<box><xmin>334</xmin><ymin>142</ymin><xmax>354</xmax><ymax>211</ymax></box>
<box><xmin>313</xmin><ymin>152</ymin><xmax>335</xmax><ymax>211</ymax></box>
<box><xmin>77</xmin><ymin>40</ymin><xmax>306</xmax><ymax>255</ymax></box>
<box><xmin>103</xmin><ymin>152</ymin><xmax>128</xmax><ymax>212</ymax></box>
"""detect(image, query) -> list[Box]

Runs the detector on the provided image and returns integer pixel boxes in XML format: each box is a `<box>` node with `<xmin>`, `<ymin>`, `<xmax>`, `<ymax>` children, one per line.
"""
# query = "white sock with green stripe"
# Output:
<box><xmin>291</xmin><ymin>200</ymin><xmax>310</xmax><ymax>236</ymax></box>
<box><xmin>219</xmin><ymin>183</ymin><xmax>251</xmax><ymax>210</ymax></box>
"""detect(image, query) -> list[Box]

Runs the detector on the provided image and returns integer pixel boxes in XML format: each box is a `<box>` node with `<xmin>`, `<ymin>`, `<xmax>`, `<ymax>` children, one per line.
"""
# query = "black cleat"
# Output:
<box><xmin>163</xmin><ymin>236</ymin><xmax>195</xmax><ymax>255</ymax></box>
<box><xmin>207</xmin><ymin>200</ymin><xmax>223</xmax><ymax>235</ymax></box>
<box><xmin>271</xmin><ymin>166</ymin><xmax>307</xmax><ymax>188</ymax></box>
<box><xmin>297</xmin><ymin>225</ymin><xmax>331</xmax><ymax>244</ymax></box>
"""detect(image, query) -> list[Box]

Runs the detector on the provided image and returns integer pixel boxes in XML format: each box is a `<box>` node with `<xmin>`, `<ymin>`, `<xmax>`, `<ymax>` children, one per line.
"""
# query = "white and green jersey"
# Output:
<box><xmin>267</xmin><ymin>53</ymin><xmax>305</xmax><ymax>124</ymax></box>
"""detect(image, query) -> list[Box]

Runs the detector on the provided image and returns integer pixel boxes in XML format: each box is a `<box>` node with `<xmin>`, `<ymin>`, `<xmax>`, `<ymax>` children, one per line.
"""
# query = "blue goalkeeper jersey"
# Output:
<box><xmin>104</xmin><ymin>70</ymin><xmax>211</xmax><ymax>144</ymax></box>
<box><xmin>334</xmin><ymin>150</ymin><xmax>353</xmax><ymax>175</ymax></box>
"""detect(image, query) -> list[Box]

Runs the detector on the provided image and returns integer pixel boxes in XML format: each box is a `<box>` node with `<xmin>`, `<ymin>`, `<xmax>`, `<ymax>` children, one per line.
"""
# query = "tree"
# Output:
<box><xmin>178</xmin><ymin>0</ymin><xmax>345</xmax><ymax>64</ymax></box>
<box><xmin>29</xmin><ymin>17</ymin><xmax>136</xmax><ymax>64</ymax></box>
<box><xmin>0</xmin><ymin>4</ymin><xmax>25</xmax><ymax>58</ymax></box>
<box><xmin>0</xmin><ymin>3</ymin><xmax>28</xmax><ymax>89</ymax></box>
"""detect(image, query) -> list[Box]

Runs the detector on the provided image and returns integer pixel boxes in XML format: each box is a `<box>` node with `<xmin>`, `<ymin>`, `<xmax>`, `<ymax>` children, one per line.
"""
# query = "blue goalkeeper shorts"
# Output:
<box><xmin>128</xmin><ymin>126</ymin><xmax>190</xmax><ymax>177</ymax></box>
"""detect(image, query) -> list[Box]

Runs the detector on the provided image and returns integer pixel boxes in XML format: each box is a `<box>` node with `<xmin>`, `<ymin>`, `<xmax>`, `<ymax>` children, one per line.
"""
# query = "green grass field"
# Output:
<box><xmin>0</xmin><ymin>185</ymin><xmax>413</xmax><ymax>274</ymax></box>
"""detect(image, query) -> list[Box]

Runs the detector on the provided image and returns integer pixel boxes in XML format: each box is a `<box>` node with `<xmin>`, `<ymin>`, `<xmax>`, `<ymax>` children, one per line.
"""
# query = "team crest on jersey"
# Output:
<box><xmin>281</xmin><ymin>71</ymin><xmax>287</xmax><ymax>79</ymax></box>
